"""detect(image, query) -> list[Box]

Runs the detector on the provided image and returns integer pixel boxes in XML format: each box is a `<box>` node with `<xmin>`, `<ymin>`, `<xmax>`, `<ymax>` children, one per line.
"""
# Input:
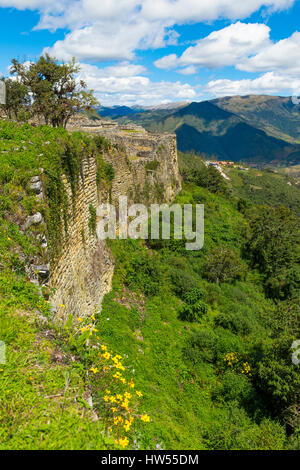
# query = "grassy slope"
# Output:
<box><xmin>226</xmin><ymin>167</ymin><xmax>300</xmax><ymax>217</ymax></box>
<box><xmin>213</xmin><ymin>95</ymin><xmax>300</xmax><ymax>144</ymax></box>
<box><xmin>0</xmin><ymin>121</ymin><xmax>298</xmax><ymax>450</ymax></box>
<box><xmin>0</xmin><ymin>121</ymin><xmax>111</xmax><ymax>449</ymax></box>
<box><xmin>99</xmin><ymin>183</ymin><xmax>290</xmax><ymax>450</ymax></box>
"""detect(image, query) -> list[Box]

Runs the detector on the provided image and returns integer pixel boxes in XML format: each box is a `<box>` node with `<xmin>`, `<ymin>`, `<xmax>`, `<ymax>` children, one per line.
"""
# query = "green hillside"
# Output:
<box><xmin>213</xmin><ymin>95</ymin><xmax>300</xmax><ymax>144</ymax></box>
<box><xmin>117</xmin><ymin>98</ymin><xmax>300</xmax><ymax>166</ymax></box>
<box><xmin>0</xmin><ymin>120</ymin><xmax>299</xmax><ymax>450</ymax></box>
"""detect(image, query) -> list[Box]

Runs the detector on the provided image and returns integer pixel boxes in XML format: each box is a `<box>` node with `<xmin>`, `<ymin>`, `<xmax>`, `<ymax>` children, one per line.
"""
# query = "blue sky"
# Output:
<box><xmin>1</xmin><ymin>0</ymin><xmax>300</xmax><ymax>105</ymax></box>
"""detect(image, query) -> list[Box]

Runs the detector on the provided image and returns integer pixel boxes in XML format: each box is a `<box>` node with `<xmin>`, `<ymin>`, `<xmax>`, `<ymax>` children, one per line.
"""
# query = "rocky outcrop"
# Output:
<box><xmin>50</xmin><ymin>117</ymin><xmax>181</xmax><ymax>318</ymax></box>
<box><xmin>68</xmin><ymin>116</ymin><xmax>181</xmax><ymax>205</ymax></box>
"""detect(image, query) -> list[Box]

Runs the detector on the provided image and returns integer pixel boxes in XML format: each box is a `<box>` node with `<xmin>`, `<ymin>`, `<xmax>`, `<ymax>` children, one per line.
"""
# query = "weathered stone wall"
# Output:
<box><xmin>50</xmin><ymin>155</ymin><xmax>114</xmax><ymax>318</ymax></box>
<box><xmin>50</xmin><ymin>119</ymin><xmax>182</xmax><ymax>318</ymax></box>
<box><xmin>69</xmin><ymin>118</ymin><xmax>181</xmax><ymax>206</ymax></box>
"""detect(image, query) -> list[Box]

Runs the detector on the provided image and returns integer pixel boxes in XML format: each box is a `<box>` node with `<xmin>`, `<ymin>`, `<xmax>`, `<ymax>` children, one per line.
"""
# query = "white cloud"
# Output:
<box><xmin>44</xmin><ymin>18</ymin><xmax>173</xmax><ymax>62</ymax></box>
<box><xmin>155</xmin><ymin>22</ymin><xmax>271</xmax><ymax>70</ymax></box>
<box><xmin>16</xmin><ymin>1</ymin><xmax>294</xmax><ymax>29</ymax></box>
<box><xmin>0</xmin><ymin>1</ymin><xmax>295</xmax><ymax>63</ymax></box>
<box><xmin>238</xmin><ymin>31</ymin><xmax>300</xmax><ymax>73</ymax></box>
<box><xmin>177</xmin><ymin>66</ymin><xmax>198</xmax><ymax>75</ymax></box>
<box><xmin>0</xmin><ymin>0</ymin><xmax>66</xmax><ymax>10</ymax></box>
<box><xmin>141</xmin><ymin>0</ymin><xmax>295</xmax><ymax>22</ymax></box>
<box><xmin>205</xmin><ymin>72</ymin><xmax>300</xmax><ymax>96</ymax></box>
<box><xmin>89</xmin><ymin>62</ymin><xmax>147</xmax><ymax>78</ymax></box>
<box><xmin>77</xmin><ymin>63</ymin><xmax>197</xmax><ymax>106</ymax></box>
<box><xmin>1</xmin><ymin>0</ymin><xmax>299</xmax><ymax>105</ymax></box>
<box><xmin>154</xmin><ymin>54</ymin><xmax>179</xmax><ymax>71</ymax></box>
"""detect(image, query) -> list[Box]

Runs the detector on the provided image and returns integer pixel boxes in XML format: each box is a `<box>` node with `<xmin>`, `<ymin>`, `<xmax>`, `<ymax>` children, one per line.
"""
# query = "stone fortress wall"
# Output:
<box><xmin>50</xmin><ymin>116</ymin><xmax>182</xmax><ymax>317</ymax></box>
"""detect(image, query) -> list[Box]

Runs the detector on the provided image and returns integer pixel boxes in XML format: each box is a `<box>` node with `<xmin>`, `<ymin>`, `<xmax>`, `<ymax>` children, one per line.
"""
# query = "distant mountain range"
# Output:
<box><xmin>99</xmin><ymin>95</ymin><xmax>300</xmax><ymax>166</ymax></box>
<box><xmin>97</xmin><ymin>102</ymin><xmax>188</xmax><ymax>118</ymax></box>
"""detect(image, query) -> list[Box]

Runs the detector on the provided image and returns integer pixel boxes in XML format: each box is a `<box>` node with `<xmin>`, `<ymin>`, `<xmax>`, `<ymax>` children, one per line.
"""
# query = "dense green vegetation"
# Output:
<box><xmin>97</xmin><ymin>152</ymin><xmax>299</xmax><ymax>449</ymax></box>
<box><xmin>2</xmin><ymin>55</ymin><xmax>98</xmax><ymax>128</ymax></box>
<box><xmin>0</xmin><ymin>120</ymin><xmax>147</xmax><ymax>450</ymax></box>
<box><xmin>0</xmin><ymin>120</ymin><xmax>299</xmax><ymax>450</ymax></box>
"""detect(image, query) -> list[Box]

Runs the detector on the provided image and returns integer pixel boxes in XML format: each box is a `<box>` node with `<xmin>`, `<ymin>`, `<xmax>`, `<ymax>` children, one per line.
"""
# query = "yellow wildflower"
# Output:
<box><xmin>115</xmin><ymin>437</ymin><xmax>129</xmax><ymax>449</ymax></box>
<box><xmin>141</xmin><ymin>414</ymin><xmax>150</xmax><ymax>422</ymax></box>
<box><xmin>114</xmin><ymin>362</ymin><xmax>125</xmax><ymax>371</ymax></box>
<box><xmin>128</xmin><ymin>379</ymin><xmax>135</xmax><ymax>388</ymax></box>
<box><xmin>136</xmin><ymin>391</ymin><xmax>143</xmax><ymax>398</ymax></box>
<box><xmin>90</xmin><ymin>367</ymin><xmax>99</xmax><ymax>374</ymax></box>
<box><xmin>102</xmin><ymin>352</ymin><xmax>111</xmax><ymax>360</ymax></box>
<box><xmin>124</xmin><ymin>420</ymin><xmax>132</xmax><ymax>432</ymax></box>
<box><xmin>121</xmin><ymin>399</ymin><xmax>129</xmax><ymax>410</ymax></box>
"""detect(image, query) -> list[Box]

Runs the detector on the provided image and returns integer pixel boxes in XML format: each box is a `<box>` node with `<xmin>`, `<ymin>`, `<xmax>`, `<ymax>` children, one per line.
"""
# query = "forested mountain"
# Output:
<box><xmin>114</xmin><ymin>96</ymin><xmax>300</xmax><ymax>166</ymax></box>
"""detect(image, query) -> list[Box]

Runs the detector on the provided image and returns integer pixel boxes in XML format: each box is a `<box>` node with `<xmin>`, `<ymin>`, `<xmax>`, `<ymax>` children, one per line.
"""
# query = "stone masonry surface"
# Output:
<box><xmin>50</xmin><ymin>116</ymin><xmax>182</xmax><ymax>317</ymax></box>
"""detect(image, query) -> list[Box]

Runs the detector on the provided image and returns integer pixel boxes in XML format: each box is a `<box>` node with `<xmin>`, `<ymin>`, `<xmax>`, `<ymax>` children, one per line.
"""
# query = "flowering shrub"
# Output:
<box><xmin>62</xmin><ymin>313</ymin><xmax>150</xmax><ymax>449</ymax></box>
<box><xmin>223</xmin><ymin>352</ymin><xmax>252</xmax><ymax>377</ymax></box>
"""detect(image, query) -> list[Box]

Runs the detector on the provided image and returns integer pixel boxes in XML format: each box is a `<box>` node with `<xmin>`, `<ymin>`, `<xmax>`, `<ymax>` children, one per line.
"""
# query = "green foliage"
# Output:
<box><xmin>103</xmin><ymin>163</ymin><xmax>115</xmax><ymax>182</ymax></box>
<box><xmin>0</xmin><ymin>77</ymin><xmax>30</xmax><ymax>121</ymax></box>
<box><xmin>1</xmin><ymin>117</ymin><xmax>298</xmax><ymax>450</ymax></box>
<box><xmin>179</xmin><ymin>153</ymin><xmax>230</xmax><ymax>195</ymax></box>
<box><xmin>94</xmin><ymin>135</ymin><xmax>111</xmax><ymax>152</ymax></box>
<box><xmin>213</xmin><ymin>371</ymin><xmax>255</xmax><ymax>406</ymax></box>
<box><xmin>169</xmin><ymin>266</ymin><xmax>200</xmax><ymax>298</ymax></box>
<box><xmin>245</xmin><ymin>205</ymin><xmax>300</xmax><ymax>299</ymax></box>
<box><xmin>145</xmin><ymin>160</ymin><xmax>160</xmax><ymax>171</ymax></box>
<box><xmin>10</xmin><ymin>55</ymin><xmax>98</xmax><ymax>128</ymax></box>
<box><xmin>203</xmin><ymin>247</ymin><xmax>247</xmax><ymax>284</ymax></box>
<box><xmin>109</xmin><ymin>240</ymin><xmax>162</xmax><ymax>297</ymax></box>
<box><xmin>230</xmin><ymin>168</ymin><xmax>300</xmax><ymax>217</ymax></box>
<box><xmin>179</xmin><ymin>288</ymin><xmax>208</xmax><ymax>322</ymax></box>
<box><xmin>184</xmin><ymin>328</ymin><xmax>245</xmax><ymax>365</ymax></box>
<box><xmin>179</xmin><ymin>300</ymin><xmax>208</xmax><ymax>322</ymax></box>
<box><xmin>88</xmin><ymin>204</ymin><xmax>97</xmax><ymax>234</ymax></box>
<box><xmin>100</xmin><ymin>172</ymin><xmax>298</xmax><ymax>449</ymax></box>
<box><xmin>184</xmin><ymin>287</ymin><xmax>206</xmax><ymax>304</ymax></box>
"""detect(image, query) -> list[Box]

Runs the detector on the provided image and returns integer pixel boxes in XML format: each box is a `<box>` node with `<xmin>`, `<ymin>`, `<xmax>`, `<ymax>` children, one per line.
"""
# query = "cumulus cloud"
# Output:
<box><xmin>77</xmin><ymin>63</ymin><xmax>197</xmax><ymax>106</ymax></box>
<box><xmin>237</xmin><ymin>31</ymin><xmax>300</xmax><ymax>73</ymax></box>
<box><xmin>141</xmin><ymin>0</ymin><xmax>295</xmax><ymax>23</ymax></box>
<box><xmin>0</xmin><ymin>1</ymin><xmax>295</xmax><ymax>62</ymax></box>
<box><xmin>155</xmin><ymin>22</ymin><xmax>271</xmax><ymax>71</ymax></box>
<box><xmin>177</xmin><ymin>66</ymin><xmax>198</xmax><ymax>75</ymax></box>
<box><xmin>44</xmin><ymin>19</ymin><xmax>172</xmax><ymax>62</ymax></box>
<box><xmin>4</xmin><ymin>1</ymin><xmax>293</xmax><ymax>29</ymax></box>
<box><xmin>1</xmin><ymin>0</ymin><xmax>299</xmax><ymax>104</ymax></box>
<box><xmin>205</xmin><ymin>72</ymin><xmax>300</xmax><ymax>96</ymax></box>
<box><xmin>0</xmin><ymin>0</ymin><xmax>66</xmax><ymax>11</ymax></box>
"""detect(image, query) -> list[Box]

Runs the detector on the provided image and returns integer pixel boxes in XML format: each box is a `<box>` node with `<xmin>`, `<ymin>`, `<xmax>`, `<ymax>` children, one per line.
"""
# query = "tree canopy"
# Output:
<box><xmin>1</xmin><ymin>55</ymin><xmax>98</xmax><ymax>128</ymax></box>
